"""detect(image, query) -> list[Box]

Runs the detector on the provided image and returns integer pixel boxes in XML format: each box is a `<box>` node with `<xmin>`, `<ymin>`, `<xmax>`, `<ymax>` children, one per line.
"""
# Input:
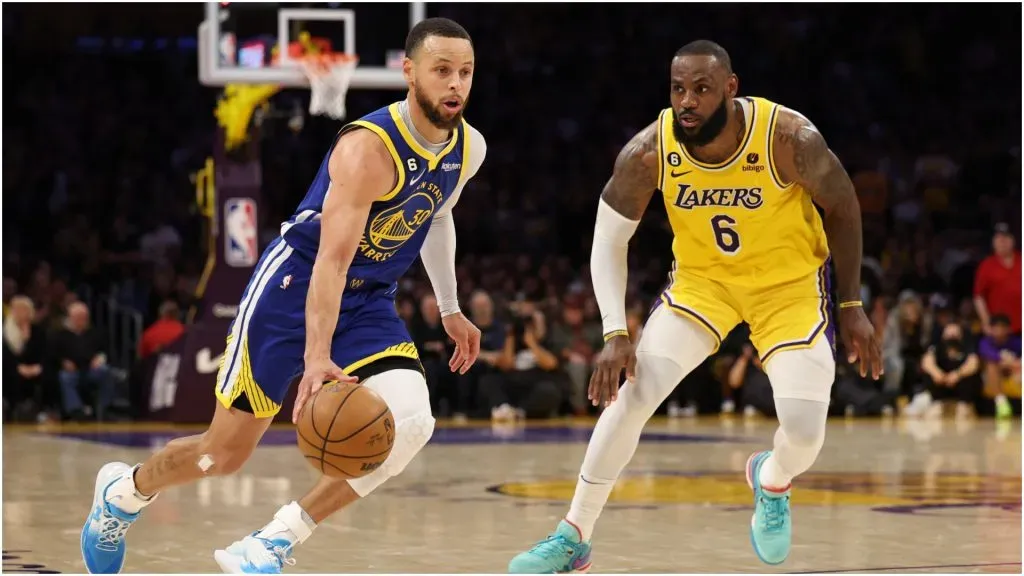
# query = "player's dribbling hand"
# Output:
<box><xmin>589</xmin><ymin>335</ymin><xmax>636</xmax><ymax>407</ymax></box>
<box><xmin>292</xmin><ymin>357</ymin><xmax>357</xmax><ymax>424</ymax></box>
<box><xmin>839</xmin><ymin>306</ymin><xmax>884</xmax><ymax>380</ymax></box>
<box><xmin>442</xmin><ymin>312</ymin><xmax>481</xmax><ymax>375</ymax></box>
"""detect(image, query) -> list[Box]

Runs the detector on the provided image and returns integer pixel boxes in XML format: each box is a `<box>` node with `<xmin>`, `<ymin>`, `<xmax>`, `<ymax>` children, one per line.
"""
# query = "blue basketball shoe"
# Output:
<box><xmin>508</xmin><ymin>519</ymin><xmax>592</xmax><ymax>574</ymax></box>
<box><xmin>81</xmin><ymin>462</ymin><xmax>141</xmax><ymax>574</ymax></box>
<box><xmin>745</xmin><ymin>450</ymin><xmax>792</xmax><ymax>565</ymax></box>
<box><xmin>214</xmin><ymin>534</ymin><xmax>296</xmax><ymax>574</ymax></box>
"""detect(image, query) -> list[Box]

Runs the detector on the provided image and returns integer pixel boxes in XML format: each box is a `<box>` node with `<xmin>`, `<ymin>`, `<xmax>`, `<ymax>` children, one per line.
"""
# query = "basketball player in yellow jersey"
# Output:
<box><xmin>509</xmin><ymin>40</ymin><xmax>883</xmax><ymax>573</ymax></box>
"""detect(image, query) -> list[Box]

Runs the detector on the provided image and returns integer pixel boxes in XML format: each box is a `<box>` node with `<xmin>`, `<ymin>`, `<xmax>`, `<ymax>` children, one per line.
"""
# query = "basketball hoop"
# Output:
<box><xmin>301</xmin><ymin>52</ymin><xmax>359</xmax><ymax>120</ymax></box>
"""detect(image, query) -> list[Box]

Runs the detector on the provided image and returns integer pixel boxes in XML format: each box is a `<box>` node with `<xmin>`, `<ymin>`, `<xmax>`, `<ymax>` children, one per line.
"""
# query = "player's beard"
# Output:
<box><xmin>674</xmin><ymin>96</ymin><xmax>730</xmax><ymax>147</ymax></box>
<box><xmin>414</xmin><ymin>83</ymin><xmax>464</xmax><ymax>131</ymax></box>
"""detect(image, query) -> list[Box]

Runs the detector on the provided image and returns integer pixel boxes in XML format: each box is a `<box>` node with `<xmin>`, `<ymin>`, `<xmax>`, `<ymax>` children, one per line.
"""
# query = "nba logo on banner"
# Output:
<box><xmin>224</xmin><ymin>198</ymin><xmax>258</xmax><ymax>267</ymax></box>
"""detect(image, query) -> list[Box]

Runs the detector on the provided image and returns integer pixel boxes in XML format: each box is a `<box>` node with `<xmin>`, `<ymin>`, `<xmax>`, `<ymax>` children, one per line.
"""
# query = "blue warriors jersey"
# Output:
<box><xmin>281</xmin><ymin>102</ymin><xmax>471</xmax><ymax>309</ymax></box>
<box><xmin>214</xmin><ymin>102</ymin><xmax>472</xmax><ymax>418</ymax></box>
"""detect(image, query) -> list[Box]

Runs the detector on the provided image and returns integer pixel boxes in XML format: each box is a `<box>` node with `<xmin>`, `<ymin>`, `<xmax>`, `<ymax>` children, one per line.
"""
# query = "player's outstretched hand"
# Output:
<box><xmin>292</xmin><ymin>357</ymin><xmax>357</xmax><ymax>424</ymax></box>
<box><xmin>839</xmin><ymin>306</ymin><xmax>883</xmax><ymax>380</ymax></box>
<box><xmin>589</xmin><ymin>334</ymin><xmax>636</xmax><ymax>407</ymax></box>
<box><xmin>443</xmin><ymin>312</ymin><xmax>481</xmax><ymax>375</ymax></box>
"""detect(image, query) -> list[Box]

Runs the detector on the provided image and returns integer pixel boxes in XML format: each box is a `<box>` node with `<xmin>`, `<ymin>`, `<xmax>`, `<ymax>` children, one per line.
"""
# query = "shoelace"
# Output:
<box><xmin>96</xmin><ymin>514</ymin><xmax>132</xmax><ymax>552</ymax></box>
<box><xmin>251</xmin><ymin>537</ymin><xmax>296</xmax><ymax>570</ymax></box>
<box><xmin>759</xmin><ymin>495</ymin><xmax>789</xmax><ymax>532</ymax></box>
<box><xmin>529</xmin><ymin>534</ymin><xmax>576</xmax><ymax>558</ymax></box>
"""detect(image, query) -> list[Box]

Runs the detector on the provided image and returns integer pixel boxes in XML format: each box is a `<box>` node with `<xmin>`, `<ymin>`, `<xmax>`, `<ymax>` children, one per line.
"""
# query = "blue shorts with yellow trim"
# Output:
<box><xmin>214</xmin><ymin>237</ymin><xmax>419</xmax><ymax>418</ymax></box>
<box><xmin>660</xmin><ymin>258</ymin><xmax>835</xmax><ymax>365</ymax></box>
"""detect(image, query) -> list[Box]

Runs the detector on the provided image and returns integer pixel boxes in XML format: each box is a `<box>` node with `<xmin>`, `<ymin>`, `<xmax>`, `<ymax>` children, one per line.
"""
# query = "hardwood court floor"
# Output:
<box><xmin>2</xmin><ymin>417</ymin><xmax>1021</xmax><ymax>574</ymax></box>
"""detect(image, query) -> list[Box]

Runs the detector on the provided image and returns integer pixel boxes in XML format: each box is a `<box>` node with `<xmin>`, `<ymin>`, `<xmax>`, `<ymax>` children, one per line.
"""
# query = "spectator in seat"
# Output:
<box><xmin>2</xmin><ymin>296</ymin><xmax>51</xmax><ymax>422</ymax></box>
<box><xmin>726</xmin><ymin>342</ymin><xmax>775</xmax><ymax>417</ymax></box>
<box><xmin>883</xmin><ymin>290</ymin><xmax>929</xmax><ymax>399</ymax></box>
<box><xmin>138</xmin><ymin>300</ymin><xmax>184</xmax><ymax>358</ymax></box>
<box><xmin>410</xmin><ymin>294</ymin><xmax>456</xmax><ymax>417</ymax></box>
<box><xmin>483</xmin><ymin>300</ymin><xmax>564</xmax><ymax>421</ymax></box>
<box><xmin>973</xmin><ymin>223</ymin><xmax>1021</xmax><ymax>337</ymax></box>
<box><xmin>978</xmin><ymin>314</ymin><xmax>1022</xmax><ymax>419</ymax></box>
<box><xmin>906</xmin><ymin>322</ymin><xmax>981</xmax><ymax>419</ymax></box>
<box><xmin>458</xmin><ymin>290</ymin><xmax>509</xmax><ymax>419</ymax></box>
<box><xmin>51</xmin><ymin>301</ymin><xmax>116</xmax><ymax>421</ymax></box>
<box><xmin>547</xmin><ymin>298</ymin><xmax>602</xmax><ymax>416</ymax></box>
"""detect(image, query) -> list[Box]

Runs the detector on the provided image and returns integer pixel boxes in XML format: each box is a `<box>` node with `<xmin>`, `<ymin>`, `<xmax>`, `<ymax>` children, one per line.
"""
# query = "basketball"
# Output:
<box><xmin>296</xmin><ymin>382</ymin><xmax>395</xmax><ymax>479</ymax></box>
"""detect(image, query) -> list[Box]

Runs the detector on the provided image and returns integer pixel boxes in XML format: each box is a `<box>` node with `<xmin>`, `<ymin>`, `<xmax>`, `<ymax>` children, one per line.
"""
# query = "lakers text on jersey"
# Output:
<box><xmin>655</xmin><ymin>97</ymin><xmax>834</xmax><ymax>363</ymax></box>
<box><xmin>214</xmin><ymin>103</ymin><xmax>471</xmax><ymax>417</ymax></box>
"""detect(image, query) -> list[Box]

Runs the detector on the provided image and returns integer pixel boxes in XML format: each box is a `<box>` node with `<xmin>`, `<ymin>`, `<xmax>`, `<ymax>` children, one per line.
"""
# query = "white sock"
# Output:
<box><xmin>255</xmin><ymin>502</ymin><xmax>316</xmax><ymax>546</ymax></box>
<box><xmin>760</xmin><ymin>398</ymin><xmax>828</xmax><ymax>490</ymax></box>
<box><xmin>565</xmin><ymin>474</ymin><xmax>615</xmax><ymax>541</ymax></box>
<box><xmin>105</xmin><ymin>464</ymin><xmax>156</xmax><ymax>514</ymax></box>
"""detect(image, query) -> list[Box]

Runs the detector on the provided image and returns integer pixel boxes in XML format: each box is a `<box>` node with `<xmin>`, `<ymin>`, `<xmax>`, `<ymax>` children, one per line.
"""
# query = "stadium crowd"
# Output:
<box><xmin>3</xmin><ymin>4</ymin><xmax>1020</xmax><ymax>423</ymax></box>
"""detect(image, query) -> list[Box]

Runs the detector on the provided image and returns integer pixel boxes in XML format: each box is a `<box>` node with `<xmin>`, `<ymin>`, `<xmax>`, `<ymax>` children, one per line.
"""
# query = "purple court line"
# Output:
<box><xmin>789</xmin><ymin>561</ymin><xmax>1021</xmax><ymax>573</ymax></box>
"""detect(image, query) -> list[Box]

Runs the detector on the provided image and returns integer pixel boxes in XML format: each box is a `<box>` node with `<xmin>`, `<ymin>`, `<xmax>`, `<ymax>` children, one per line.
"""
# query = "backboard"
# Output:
<box><xmin>198</xmin><ymin>2</ymin><xmax>425</xmax><ymax>89</ymax></box>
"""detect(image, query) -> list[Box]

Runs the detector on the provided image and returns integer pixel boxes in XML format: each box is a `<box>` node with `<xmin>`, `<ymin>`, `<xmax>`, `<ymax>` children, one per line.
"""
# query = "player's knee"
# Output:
<box><xmin>361</xmin><ymin>369</ymin><xmax>435</xmax><ymax>476</ymax></box>
<box><xmin>775</xmin><ymin>398</ymin><xmax>828</xmax><ymax>448</ymax></box>
<box><xmin>625</xmin><ymin>349</ymin><xmax>689</xmax><ymax>411</ymax></box>
<box><xmin>395</xmin><ymin>408</ymin><xmax>435</xmax><ymax>468</ymax></box>
<box><xmin>779</xmin><ymin>415</ymin><xmax>825</xmax><ymax>448</ymax></box>
<box><xmin>386</xmin><ymin>388</ymin><xmax>435</xmax><ymax>475</ymax></box>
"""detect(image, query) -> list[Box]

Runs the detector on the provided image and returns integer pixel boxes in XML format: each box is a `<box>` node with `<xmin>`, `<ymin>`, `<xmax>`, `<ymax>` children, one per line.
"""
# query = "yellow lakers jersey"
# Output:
<box><xmin>656</xmin><ymin>96</ymin><xmax>829</xmax><ymax>287</ymax></box>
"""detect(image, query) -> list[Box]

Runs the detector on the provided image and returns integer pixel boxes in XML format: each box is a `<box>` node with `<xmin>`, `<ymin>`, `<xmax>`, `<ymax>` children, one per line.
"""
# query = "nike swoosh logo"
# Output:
<box><xmin>409</xmin><ymin>170</ymin><xmax>425</xmax><ymax>186</ymax></box>
<box><xmin>196</xmin><ymin>348</ymin><xmax>223</xmax><ymax>374</ymax></box>
<box><xmin>670</xmin><ymin>170</ymin><xmax>693</xmax><ymax>177</ymax></box>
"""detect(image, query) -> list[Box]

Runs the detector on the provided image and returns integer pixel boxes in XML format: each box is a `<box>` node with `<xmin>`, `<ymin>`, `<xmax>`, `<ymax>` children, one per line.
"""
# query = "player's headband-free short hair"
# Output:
<box><xmin>674</xmin><ymin>39</ymin><xmax>733</xmax><ymax>74</ymax></box>
<box><xmin>405</xmin><ymin>17</ymin><xmax>473</xmax><ymax>58</ymax></box>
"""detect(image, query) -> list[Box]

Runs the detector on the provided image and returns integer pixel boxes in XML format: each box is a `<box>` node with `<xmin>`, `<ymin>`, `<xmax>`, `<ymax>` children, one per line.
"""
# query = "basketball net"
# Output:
<box><xmin>301</xmin><ymin>52</ymin><xmax>359</xmax><ymax>120</ymax></box>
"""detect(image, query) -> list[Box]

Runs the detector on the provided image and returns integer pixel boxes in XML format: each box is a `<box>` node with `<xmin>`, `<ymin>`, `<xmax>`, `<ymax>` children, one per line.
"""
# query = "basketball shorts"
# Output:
<box><xmin>214</xmin><ymin>238</ymin><xmax>421</xmax><ymax>418</ymax></box>
<box><xmin>659</xmin><ymin>258</ymin><xmax>835</xmax><ymax>365</ymax></box>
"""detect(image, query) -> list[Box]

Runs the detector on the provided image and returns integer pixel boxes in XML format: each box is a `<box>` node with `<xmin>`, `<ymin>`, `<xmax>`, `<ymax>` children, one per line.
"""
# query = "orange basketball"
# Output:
<box><xmin>296</xmin><ymin>382</ymin><xmax>395</xmax><ymax>478</ymax></box>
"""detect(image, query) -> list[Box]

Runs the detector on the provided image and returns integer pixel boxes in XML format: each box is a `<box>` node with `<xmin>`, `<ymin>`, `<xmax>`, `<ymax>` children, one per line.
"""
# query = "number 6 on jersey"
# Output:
<box><xmin>711</xmin><ymin>214</ymin><xmax>740</xmax><ymax>254</ymax></box>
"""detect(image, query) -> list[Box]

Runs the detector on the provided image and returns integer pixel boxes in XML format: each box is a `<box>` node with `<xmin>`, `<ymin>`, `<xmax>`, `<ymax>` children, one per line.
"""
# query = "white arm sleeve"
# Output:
<box><xmin>591</xmin><ymin>198</ymin><xmax>640</xmax><ymax>337</ymax></box>
<box><xmin>420</xmin><ymin>124</ymin><xmax>487</xmax><ymax>317</ymax></box>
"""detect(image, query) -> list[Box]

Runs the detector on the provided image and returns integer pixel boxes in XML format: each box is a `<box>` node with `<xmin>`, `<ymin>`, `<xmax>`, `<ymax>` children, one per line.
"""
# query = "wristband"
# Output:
<box><xmin>838</xmin><ymin>300</ymin><xmax>863</xmax><ymax>310</ymax></box>
<box><xmin>603</xmin><ymin>329</ymin><xmax>629</xmax><ymax>342</ymax></box>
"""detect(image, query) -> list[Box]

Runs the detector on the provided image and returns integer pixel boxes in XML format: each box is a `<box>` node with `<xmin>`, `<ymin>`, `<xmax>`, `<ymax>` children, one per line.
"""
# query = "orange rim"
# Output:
<box><xmin>300</xmin><ymin>52</ymin><xmax>359</xmax><ymax>75</ymax></box>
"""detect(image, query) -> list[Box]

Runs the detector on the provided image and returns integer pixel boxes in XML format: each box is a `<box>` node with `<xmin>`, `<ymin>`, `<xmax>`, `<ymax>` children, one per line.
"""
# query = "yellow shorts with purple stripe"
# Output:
<box><xmin>660</xmin><ymin>259</ymin><xmax>835</xmax><ymax>365</ymax></box>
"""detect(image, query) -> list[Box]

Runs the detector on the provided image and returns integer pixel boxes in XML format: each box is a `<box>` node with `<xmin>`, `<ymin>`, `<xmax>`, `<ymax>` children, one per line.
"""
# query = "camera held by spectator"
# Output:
<box><xmin>482</xmin><ymin>299</ymin><xmax>565</xmax><ymax>422</ymax></box>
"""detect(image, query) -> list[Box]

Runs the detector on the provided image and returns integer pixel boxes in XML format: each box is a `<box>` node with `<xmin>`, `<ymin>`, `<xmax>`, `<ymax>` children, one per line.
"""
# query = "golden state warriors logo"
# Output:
<box><xmin>358</xmin><ymin>182</ymin><xmax>445</xmax><ymax>262</ymax></box>
<box><xmin>369</xmin><ymin>192</ymin><xmax>435</xmax><ymax>250</ymax></box>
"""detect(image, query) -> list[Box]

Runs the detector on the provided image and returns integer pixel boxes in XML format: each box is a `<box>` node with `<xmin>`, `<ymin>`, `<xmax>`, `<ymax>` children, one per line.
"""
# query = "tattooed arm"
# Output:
<box><xmin>588</xmin><ymin>120</ymin><xmax>660</xmax><ymax>405</ymax></box>
<box><xmin>772</xmin><ymin>109</ymin><xmax>861</xmax><ymax>303</ymax></box>
<box><xmin>600</xmin><ymin>121</ymin><xmax>662</xmax><ymax>220</ymax></box>
<box><xmin>593</xmin><ymin>120</ymin><xmax>660</xmax><ymax>336</ymax></box>
<box><xmin>772</xmin><ymin>108</ymin><xmax>882</xmax><ymax>378</ymax></box>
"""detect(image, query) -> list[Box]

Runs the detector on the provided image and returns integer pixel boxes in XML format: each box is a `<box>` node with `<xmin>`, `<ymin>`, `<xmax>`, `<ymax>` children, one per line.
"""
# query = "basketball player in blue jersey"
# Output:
<box><xmin>80</xmin><ymin>18</ymin><xmax>486</xmax><ymax>574</ymax></box>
